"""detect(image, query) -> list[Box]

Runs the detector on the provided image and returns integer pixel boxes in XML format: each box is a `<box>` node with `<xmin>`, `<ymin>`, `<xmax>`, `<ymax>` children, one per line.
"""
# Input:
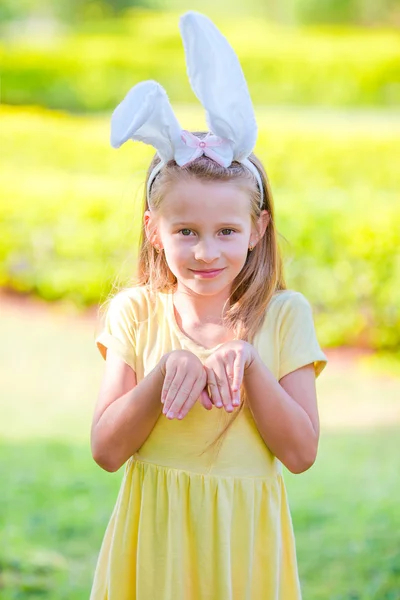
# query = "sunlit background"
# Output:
<box><xmin>1</xmin><ymin>1</ymin><xmax>400</xmax><ymax>598</ymax></box>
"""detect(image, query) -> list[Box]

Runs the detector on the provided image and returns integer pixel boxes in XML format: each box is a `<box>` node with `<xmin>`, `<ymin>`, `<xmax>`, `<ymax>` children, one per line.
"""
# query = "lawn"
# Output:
<box><xmin>1</xmin><ymin>296</ymin><xmax>400</xmax><ymax>599</ymax></box>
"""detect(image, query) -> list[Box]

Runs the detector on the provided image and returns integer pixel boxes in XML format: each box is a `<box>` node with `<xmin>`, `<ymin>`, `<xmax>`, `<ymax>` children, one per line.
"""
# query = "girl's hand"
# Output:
<box><xmin>159</xmin><ymin>350</ymin><xmax>212</xmax><ymax>420</ymax></box>
<box><xmin>203</xmin><ymin>341</ymin><xmax>257</xmax><ymax>412</ymax></box>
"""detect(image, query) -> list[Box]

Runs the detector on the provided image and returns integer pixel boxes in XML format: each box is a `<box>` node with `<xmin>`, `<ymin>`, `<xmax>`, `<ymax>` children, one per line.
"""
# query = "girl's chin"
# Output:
<box><xmin>178</xmin><ymin>277</ymin><xmax>235</xmax><ymax>296</ymax></box>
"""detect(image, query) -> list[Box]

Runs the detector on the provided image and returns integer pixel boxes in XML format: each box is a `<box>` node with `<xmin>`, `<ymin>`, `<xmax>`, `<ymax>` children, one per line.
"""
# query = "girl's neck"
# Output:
<box><xmin>173</xmin><ymin>284</ymin><xmax>230</xmax><ymax>326</ymax></box>
<box><xmin>172</xmin><ymin>285</ymin><xmax>235</xmax><ymax>348</ymax></box>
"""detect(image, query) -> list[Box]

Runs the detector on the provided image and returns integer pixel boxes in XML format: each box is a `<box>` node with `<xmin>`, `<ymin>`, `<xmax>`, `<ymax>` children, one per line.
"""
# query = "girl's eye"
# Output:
<box><xmin>221</xmin><ymin>228</ymin><xmax>234</xmax><ymax>235</ymax></box>
<box><xmin>179</xmin><ymin>229</ymin><xmax>193</xmax><ymax>236</ymax></box>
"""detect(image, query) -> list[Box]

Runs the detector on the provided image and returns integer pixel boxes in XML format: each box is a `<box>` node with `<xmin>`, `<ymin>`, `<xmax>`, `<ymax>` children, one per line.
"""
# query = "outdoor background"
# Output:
<box><xmin>1</xmin><ymin>0</ymin><xmax>400</xmax><ymax>598</ymax></box>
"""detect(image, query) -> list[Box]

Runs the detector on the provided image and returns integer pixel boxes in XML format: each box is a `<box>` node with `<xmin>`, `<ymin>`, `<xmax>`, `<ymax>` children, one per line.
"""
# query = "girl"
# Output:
<box><xmin>90</xmin><ymin>11</ymin><xmax>327</xmax><ymax>600</ymax></box>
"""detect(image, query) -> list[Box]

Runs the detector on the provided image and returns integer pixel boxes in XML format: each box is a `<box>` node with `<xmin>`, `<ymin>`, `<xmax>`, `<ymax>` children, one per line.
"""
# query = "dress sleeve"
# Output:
<box><xmin>278</xmin><ymin>292</ymin><xmax>327</xmax><ymax>381</ymax></box>
<box><xmin>95</xmin><ymin>292</ymin><xmax>137</xmax><ymax>372</ymax></box>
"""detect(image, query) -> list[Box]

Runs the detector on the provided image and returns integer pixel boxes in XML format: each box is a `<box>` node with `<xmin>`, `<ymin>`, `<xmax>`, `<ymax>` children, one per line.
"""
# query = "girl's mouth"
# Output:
<box><xmin>189</xmin><ymin>268</ymin><xmax>225</xmax><ymax>279</ymax></box>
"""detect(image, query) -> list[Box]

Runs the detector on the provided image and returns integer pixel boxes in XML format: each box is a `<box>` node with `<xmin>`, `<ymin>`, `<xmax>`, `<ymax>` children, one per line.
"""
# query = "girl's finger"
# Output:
<box><xmin>213</xmin><ymin>360</ymin><xmax>233</xmax><ymax>412</ymax></box>
<box><xmin>224</xmin><ymin>350</ymin><xmax>236</xmax><ymax>401</ymax></box>
<box><xmin>205</xmin><ymin>366</ymin><xmax>224</xmax><ymax>409</ymax></box>
<box><xmin>177</xmin><ymin>374</ymin><xmax>211</xmax><ymax>419</ymax></box>
<box><xmin>162</xmin><ymin>367</ymin><xmax>185</xmax><ymax>415</ymax></box>
<box><xmin>167</xmin><ymin>373</ymin><xmax>199</xmax><ymax>419</ymax></box>
<box><xmin>231</xmin><ymin>350</ymin><xmax>245</xmax><ymax>406</ymax></box>
<box><xmin>199</xmin><ymin>389</ymin><xmax>213</xmax><ymax>411</ymax></box>
<box><xmin>161</xmin><ymin>362</ymin><xmax>177</xmax><ymax>405</ymax></box>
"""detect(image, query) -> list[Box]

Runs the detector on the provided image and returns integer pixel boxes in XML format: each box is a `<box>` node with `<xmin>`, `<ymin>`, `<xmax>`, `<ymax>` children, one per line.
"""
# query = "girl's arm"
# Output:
<box><xmin>202</xmin><ymin>340</ymin><xmax>320</xmax><ymax>474</ymax></box>
<box><xmin>91</xmin><ymin>347</ymin><xmax>209</xmax><ymax>472</ymax></box>
<box><xmin>243</xmin><ymin>356</ymin><xmax>319</xmax><ymax>474</ymax></box>
<box><xmin>91</xmin><ymin>347</ymin><xmax>165</xmax><ymax>472</ymax></box>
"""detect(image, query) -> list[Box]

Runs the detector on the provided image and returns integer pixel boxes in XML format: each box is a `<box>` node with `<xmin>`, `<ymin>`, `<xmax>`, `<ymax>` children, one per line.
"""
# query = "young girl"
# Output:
<box><xmin>90</xmin><ymin>11</ymin><xmax>327</xmax><ymax>600</ymax></box>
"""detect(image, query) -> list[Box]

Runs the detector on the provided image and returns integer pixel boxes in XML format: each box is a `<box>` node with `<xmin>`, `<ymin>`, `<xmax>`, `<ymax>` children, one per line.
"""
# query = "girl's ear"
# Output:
<box><xmin>259</xmin><ymin>210</ymin><xmax>270</xmax><ymax>237</ymax></box>
<box><xmin>252</xmin><ymin>210</ymin><xmax>270</xmax><ymax>245</ymax></box>
<box><xmin>144</xmin><ymin>210</ymin><xmax>162</xmax><ymax>248</ymax></box>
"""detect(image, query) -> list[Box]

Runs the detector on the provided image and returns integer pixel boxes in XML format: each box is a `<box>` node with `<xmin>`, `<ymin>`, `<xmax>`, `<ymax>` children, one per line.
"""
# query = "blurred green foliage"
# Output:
<box><xmin>291</xmin><ymin>0</ymin><xmax>400</xmax><ymax>25</ymax></box>
<box><xmin>1</xmin><ymin>13</ymin><xmax>400</xmax><ymax>110</ymax></box>
<box><xmin>0</xmin><ymin>0</ymin><xmax>157</xmax><ymax>23</ymax></box>
<box><xmin>1</xmin><ymin>105</ymin><xmax>399</xmax><ymax>350</ymax></box>
<box><xmin>0</xmin><ymin>0</ymin><xmax>399</xmax><ymax>25</ymax></box>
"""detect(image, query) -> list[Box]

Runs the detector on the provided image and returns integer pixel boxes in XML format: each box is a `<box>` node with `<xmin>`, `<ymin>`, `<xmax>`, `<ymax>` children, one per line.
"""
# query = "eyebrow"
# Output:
<box><xmin>170</xmin><ymin>221</ymin><xmax>244</xmax><ymax>228</ymax></box>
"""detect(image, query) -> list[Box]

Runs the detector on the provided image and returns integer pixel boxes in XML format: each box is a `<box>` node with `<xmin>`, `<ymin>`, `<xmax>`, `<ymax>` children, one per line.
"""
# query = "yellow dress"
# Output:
<box><xmin>91</xmin><ymin>286</ymin><xmax>327</xmax><ymax>600</ymax></box>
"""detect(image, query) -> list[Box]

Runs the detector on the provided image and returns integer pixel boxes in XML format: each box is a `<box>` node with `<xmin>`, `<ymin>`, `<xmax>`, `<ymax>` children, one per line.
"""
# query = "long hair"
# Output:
<box><xmin>128</xmin><ymin>132</ymin><xmax>287</xmax><ymax>448</ymax></box>
<box><xmin>101</xmin><ymin>132</ymin><xmax>286</xmax><ymax>454</ymax></box>
<box><xmin>134</xmin><ymin>132</ymin><xmax>286</xmax><ymax>343</ymax></box>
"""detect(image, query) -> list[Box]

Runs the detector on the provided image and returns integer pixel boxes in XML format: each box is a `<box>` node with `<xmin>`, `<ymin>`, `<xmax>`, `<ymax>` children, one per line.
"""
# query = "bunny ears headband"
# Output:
<box><xmin>110</xmin><ymin>11</ymin><xmax>264</xmax><ymax>208</ymax></box>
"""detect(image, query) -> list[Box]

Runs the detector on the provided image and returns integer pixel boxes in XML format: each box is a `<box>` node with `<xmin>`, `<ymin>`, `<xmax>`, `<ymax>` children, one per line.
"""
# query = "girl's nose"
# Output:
<box><xmin>194</xmin><ymin>239</ymin><xmax>220</xmax><ymax>263</ymax></box>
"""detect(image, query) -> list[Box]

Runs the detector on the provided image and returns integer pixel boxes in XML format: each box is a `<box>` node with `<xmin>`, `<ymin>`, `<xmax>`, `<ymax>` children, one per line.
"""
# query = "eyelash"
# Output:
<box><xmin>179</xmin><ymin>228</ymin><xmax>236</xmax><ymax>236</ymax></box>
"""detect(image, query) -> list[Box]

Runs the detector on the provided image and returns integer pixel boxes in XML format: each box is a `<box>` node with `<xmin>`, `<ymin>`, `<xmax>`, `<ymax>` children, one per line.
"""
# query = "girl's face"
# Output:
<box><xmin>146</xmin><ymin>179</ymin><xmax>269</xmax><ymax>298</ymax></box>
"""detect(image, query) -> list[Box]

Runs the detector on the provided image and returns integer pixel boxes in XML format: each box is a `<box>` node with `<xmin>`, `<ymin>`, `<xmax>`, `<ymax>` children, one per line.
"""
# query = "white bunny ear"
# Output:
<box><xmin>179</xmin><ymin>11</ymin><xmax>258</xmax><ymax>162</ymax></box>
<box><xmin>110</xmin><ymin>80</ymin><xmax>183</xmax><ymax>162</ymax></box>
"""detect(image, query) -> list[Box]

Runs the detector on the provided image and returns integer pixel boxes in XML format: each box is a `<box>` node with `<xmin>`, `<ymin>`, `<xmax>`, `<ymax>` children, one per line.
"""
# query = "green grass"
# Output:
<box><xmin>287</xmin><ymin>432</ymin><xmax>400</xmax><ymax>599</ymax></box>
<box><xmin>1</xmin><ymin>433</ymin><xmax>399</xmax><ymax>599</ymax></box>
<box><xmin>1</xmin><ymin>299</ymin><xmax>400</xmax><ymax>598</ymax></box>
<box><xmin>0</xmin><ymin>442</ymin><xmax>118</xmax><ymax>599</ymax></box>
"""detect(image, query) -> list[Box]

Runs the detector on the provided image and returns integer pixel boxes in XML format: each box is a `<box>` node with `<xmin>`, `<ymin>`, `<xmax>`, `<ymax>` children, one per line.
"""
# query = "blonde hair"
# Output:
<box><xmin>135</xmin><ymin>132</ymin><xmax>286</xmax><ymax>344</ymax></box>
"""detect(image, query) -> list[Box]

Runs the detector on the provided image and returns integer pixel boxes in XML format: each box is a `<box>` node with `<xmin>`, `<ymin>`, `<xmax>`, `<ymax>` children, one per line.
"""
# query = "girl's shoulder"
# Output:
<box><xmin>111</xmin><ymin>284</ymin><xmax>151</xmax><ymax>303</ymax></box>
<box><xmin>105</xmin><ymin>285</ymin><xmax>170</xmax><ymax>325</ymax></box>
<box><xmin>268</xmin><ymin>288</ymin><xmax>312</xmax><ymax>315</ymax></box>
<box><xmin>105</xmin><ymin>285</ymin><xmax>154</xmax><ymax>321</ymax></box>
<box><xmin>260</xmin><ymin>288</ymin><xmax>318</xmax><ymax>338</ymax></box>
<box><xmin>255</xmin><ymin>289</ymin><xmax>327</xmax><ymax>377</ymax></box>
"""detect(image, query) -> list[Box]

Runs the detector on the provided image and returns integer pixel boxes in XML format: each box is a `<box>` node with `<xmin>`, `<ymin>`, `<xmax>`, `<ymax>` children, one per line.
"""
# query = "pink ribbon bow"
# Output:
<box><xmin>180</xmin><ymin>130</ymin><xmax>233</xmax><ymax>167</ymax></box>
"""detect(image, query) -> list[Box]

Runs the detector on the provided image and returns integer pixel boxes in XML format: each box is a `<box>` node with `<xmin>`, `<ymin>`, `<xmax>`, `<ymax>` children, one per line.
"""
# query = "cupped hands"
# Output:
<box><xmin>159</xmin><ymin>341</ymin><xmax>257</xmax><ymax>420</ymax></box>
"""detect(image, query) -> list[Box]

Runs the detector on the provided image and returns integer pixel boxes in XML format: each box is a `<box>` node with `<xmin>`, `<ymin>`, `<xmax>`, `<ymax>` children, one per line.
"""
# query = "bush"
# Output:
<box><xmin>291</xmin><ymin>0</ymin><xmax>400</xmax><ymax>26</ymax></box>
<box><xmin>1</xmin><ymin>12</ymin><xmax>399</xmax><ymax>111</ymax></box>
<box><xmin>1</xmin><ymin>105</ymin><xmax>399</xmax><ymax>350</ymax></box>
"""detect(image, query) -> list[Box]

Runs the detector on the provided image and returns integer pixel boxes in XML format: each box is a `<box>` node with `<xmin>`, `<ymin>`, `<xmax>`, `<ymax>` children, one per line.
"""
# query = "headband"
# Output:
<box><xmin>110</xmin><ymin>11</ymin><xmax>264</xmax><ymax>208</ymax></box>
